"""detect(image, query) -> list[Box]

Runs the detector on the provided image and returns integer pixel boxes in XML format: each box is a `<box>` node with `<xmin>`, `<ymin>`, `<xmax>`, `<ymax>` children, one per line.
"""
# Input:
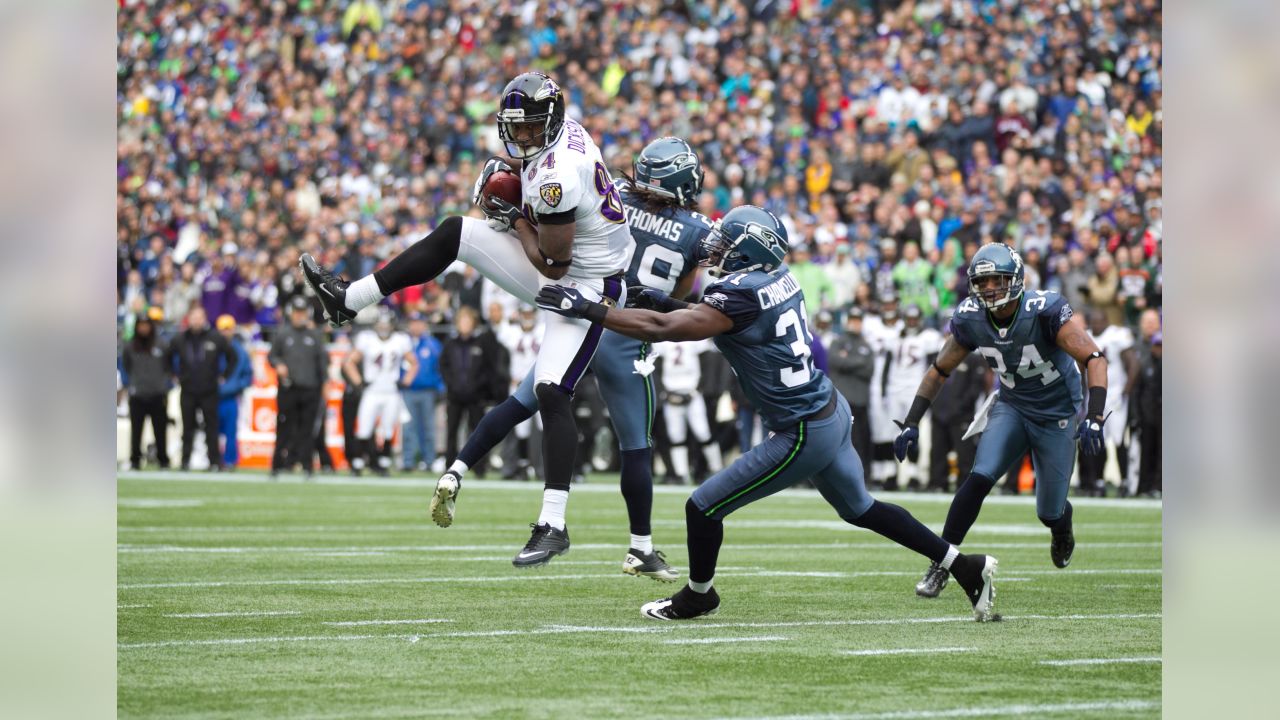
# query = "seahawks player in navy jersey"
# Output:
<box><xmin>538</xmin><ymin>205</ymin><xmax>999</xmax><ymax>621</ymax></box>
<box><xmin>430</xmin><ymin>137</ymin><xmax>712</xmax><ymax>578</ymax></box>
<box><xmin>891</xmin><ymin>243</ymin><xmax>1109</xmax><ymax>599</ymax></box>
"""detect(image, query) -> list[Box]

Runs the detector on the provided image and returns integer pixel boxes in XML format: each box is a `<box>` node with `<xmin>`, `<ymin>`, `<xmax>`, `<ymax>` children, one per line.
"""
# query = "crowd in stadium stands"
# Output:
<box><xmin>117</xmin><ymin>0</ymin><xmax>1161</xmax><ymax>495</ymax></box>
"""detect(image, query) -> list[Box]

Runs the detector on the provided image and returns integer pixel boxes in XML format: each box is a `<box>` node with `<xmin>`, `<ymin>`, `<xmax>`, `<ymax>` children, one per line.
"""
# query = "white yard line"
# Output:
<box><xmin>117</xmin><ymin>470</ymin><xmax>1164</xmax><ymax>509</ymax></box>
<box><xmin>714</xmin><ymin>699</ymin><xmax>1160</xmax><ymax>720</ymax></box>
<box><xmin>116</xmin><ymin>604</ymin><xmax>150</xmax><ymax>609</ymax></box>
<box><xmin>118</xmin><ymin>613</ymin><xmax>1160</xmax><ymax>650</ymax></box>
<box><xmin>664</xmin><ymin>636</ymin><xmax>787</xmax><ymax>645</ymax></box>
<box><xmin>1038</xmin><ymin>656</ymin><xmax>1162</xmax><ymax>666</ymax></box>
<box><xmin>117</xmin><ymin>568</ymin><xmax>1161</xmax><ymax>590</ymax></box>
<box><xmin>839</xmin><ymin>647</ymin><xmax>973</xmax><ymax>657</ymax></box>
<box><xmin>118</xmin><ymin>499</ymin><xmax>205</xmax><ymax>508</ymax></box>
<box><xmin>117</xmin><ymin>541</ymin><xmax>1160</xmax><ymax>555</ymax></box>
<box><xmin>323</xmin><ymin>619</ymin><xmax>451</xmax><ymax>627</ymax></box>
<box><xmin>164</xmin><ymin>611</ymin><xmax>302</xmax><ymax>619</ymax></box>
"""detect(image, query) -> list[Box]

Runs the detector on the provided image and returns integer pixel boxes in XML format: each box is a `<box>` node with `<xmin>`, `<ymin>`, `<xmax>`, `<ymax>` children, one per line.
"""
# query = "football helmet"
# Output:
<box><xmin>698</xmin><ymin>205</ymin><xmax>789</xmax><ymax>277</ymax></box>
<box><xmin>967</xmin><ymin>243</ymin><xmax>1025</xmax><ymax>311</ymax></box>
<box><xmin>632</xmin><ymin>137</ymin><xmax>704</xmax><ymax>205</ymax></box>
<box><xmin>496</xmin><ymin>72</ymin><xmax>565</xmax><ymax>160</ymax></box>
<box><xmin>374</xmin><ymin>308</ymin><xmax>395</xmax><ymax>339</ymax></box>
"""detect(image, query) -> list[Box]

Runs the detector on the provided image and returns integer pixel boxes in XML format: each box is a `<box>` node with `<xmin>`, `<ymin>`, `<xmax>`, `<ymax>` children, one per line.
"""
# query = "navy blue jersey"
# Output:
<box><xmin>619</xmin><ymin>181</ymin><xmax>711</xmax><ymax>294</ymax></box>
<box><xmin>949</xmin><ymin>290</ymin><xmax>1082</xmax><ymax>422</ymax></box>
<box><xmin>701</xmin><ymin>268</ymin><xmax>832</xmax><ymax>430</ymax></box>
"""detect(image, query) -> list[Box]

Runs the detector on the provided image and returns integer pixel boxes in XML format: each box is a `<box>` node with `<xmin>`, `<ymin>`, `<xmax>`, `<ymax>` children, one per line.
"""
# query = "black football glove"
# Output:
<box><xmin>626</xmin><ymin>286</ymin><xmax>687</xmax><ymax>313</ymax></box>
<box><xmin>536</xmin><ymin>285</ymin><xmax>609</xmax><ymax>323</ymax></box>
<box><xmin>892</xmin><ymin>420</ymin><xmax>919</xmax><ymax>462</ymax></box>
<box><xmin>482</xmin><ymin>195</ymin><xmax>524</xmax><ymax>233</ymax></box>
<box><xmin>471</xmin><ymin>157</ymin><xmax>514</xmax><ymax>207</ymax></box>
<box><xmin>1076</xmin><ymin>412</ymin><xmax>1110</xmax><ymax>456</ymax></box>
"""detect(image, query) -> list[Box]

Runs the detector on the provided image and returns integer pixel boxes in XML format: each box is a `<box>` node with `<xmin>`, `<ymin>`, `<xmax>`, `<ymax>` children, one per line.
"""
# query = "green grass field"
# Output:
<box><xmin>118</xmin><ymin>471</ymin><xmax>1162</xmax><ymax>719</ymax></box>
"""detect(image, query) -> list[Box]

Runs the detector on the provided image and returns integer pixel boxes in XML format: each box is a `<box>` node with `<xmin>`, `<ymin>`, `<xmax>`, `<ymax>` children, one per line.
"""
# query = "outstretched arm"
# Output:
<box><xmin>600</xmin><ymin>303</ymin><xmax>734</xmax><ymax>343</ymax></box>
<box><xmin>902</xmin><ymin>335</ymin><xmax>972</xmax><ymax>421</ymax></box>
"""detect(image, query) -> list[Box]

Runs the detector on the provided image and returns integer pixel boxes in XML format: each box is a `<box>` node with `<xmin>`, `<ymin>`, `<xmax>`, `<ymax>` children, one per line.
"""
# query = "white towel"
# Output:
<box><xmin>962</xmin><ymin>392</ymin><xmax>998</xmax><ymax>441</ymax></box>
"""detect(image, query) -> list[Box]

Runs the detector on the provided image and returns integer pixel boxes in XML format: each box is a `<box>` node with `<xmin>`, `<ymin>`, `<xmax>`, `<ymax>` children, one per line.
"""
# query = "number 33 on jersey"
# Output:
<box><xmin>950</xmin><ymin>290</ymin><xmax>1083</xmax><ymax>422</ymax></box>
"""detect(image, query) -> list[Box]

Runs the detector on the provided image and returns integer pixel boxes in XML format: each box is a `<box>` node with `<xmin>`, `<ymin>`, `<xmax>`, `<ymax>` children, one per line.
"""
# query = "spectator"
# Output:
<box><xmin>788</xmin><ymin>243</ymin><xmax>835</xmax><ymax>311</ymax></box>
<box><xmin>168</xmin><ymin>306</ymin><xmax>236</xmax><ymax>471</ymax></box>
<box><xmin>269</xmin><ymin>297</ymin><xmax>328</xmax><ymax>478</ymax></box>
<box><xmin>401</xmin><ymin>313</ymin><xmax>445</xmax><ymax>473</ymax></box>
<box><xmin>215</xmin><ymin>315</ymin><xmax>254</xmax><ymax>470</ymax></box>
<box><xmin>1131</xmin><ymin>332</ymin><xmax>1162</xmax><ymax>497</ymax></box>
<box><xmin>1085</xmin><ymin>253</ymin><xmax>1124</xmax><ymax>327</ymax></box>
<box><xmin>121</xmin><ymin>314</ymin><xmax>171</xmax><ymax>470</ymax></box>
<box><xmin>893</xmin><ymin>241</ymin><xmax>936</xmax><ymax>317</ymax></box>
<box><xmin>439</xmin><ymin>306</ymin><xmax>503</xmax><ymax>477</ymax></box>
<box><xmin>827</xmin><ymin>307</ymin><xmax>875</xmax><ymax>482</ymax></box>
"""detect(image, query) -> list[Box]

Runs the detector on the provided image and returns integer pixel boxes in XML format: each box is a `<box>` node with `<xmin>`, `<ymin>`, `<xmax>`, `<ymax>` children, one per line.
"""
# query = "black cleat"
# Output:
<box><xmin>641</xmin><ymin>586</ymin><xmax>720</xmax><ymax>620</ymax></box>
<box><xmin>915</xmin><ymin>561</ymin><xmax>950</xmax><ymax>598</ymax></box>
<box><xmin>299</xmin><ymin>253</ymin><xmax>357</xmax><ymax>327</ymax></box>
<box><xmin>623</xmin><ymin>548</ymin><xmax>680</xmax><ymax>582</ymax></box>
<box><xmin>512</xmin><ymin>523</ymin><xmax>570</xmax><ymax>568</ymax></box>
<box><xmin>950</xmin><ymin>554</ymin><xmax>1000</xmax><ymax>622</ymax></box>
<box><xmin>1051</xmin><ymin>530</ymin><xmax>1075</xmax><ymax>568</ymax></box>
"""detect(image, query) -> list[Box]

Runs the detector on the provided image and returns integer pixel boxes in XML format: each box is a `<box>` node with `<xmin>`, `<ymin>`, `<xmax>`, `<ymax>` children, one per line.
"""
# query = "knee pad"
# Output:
<box><xmin>535</xmin><ymin>382</ymin><xmax>573</xmax><ymax>422</ymax></box>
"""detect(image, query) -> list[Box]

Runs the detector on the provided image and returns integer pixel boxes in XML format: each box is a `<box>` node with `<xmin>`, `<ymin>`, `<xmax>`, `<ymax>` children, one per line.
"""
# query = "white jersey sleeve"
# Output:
<box><xmin>521</xmin><ymin>117</ymin><xmax>630</xmax><ymax>279</ymax></box>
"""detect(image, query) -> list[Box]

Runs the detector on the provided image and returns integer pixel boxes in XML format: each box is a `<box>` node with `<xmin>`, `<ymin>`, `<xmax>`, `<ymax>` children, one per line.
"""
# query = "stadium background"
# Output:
<box><xmin>116</xmin><ymin>0</ymin><xmax>1161</xmax><ymax>479</ymax></box>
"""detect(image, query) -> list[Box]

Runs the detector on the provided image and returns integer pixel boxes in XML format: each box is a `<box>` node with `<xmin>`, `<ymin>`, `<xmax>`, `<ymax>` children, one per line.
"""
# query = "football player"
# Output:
<box><xmin>892</xmin><ymin>243</ymin><xmax>1109</xmax><ymax>599</ymax></box>
<box><xmin>342</xmin><ymin>309</ymin><xmax>417</xmax><ymax>477</ymax></box>
<box><xmin>864</xmin><ymin>298</ymin><xmax>902</xmax><ymax>489</ymax></box>
<box><xmin>654</xmin><ymin>338</ymin><xmax>724</xmax><ymax>485</ymax></box>
<box><xmin>883</xmin><ymin>305</ymin><xmax>943</xmax><ymax>489</ymax></box>
<box><xmin>428</xmin><ymin>137</ymin><xmax>713</xmax><ymax>579</ymax></box>
<box><xmin>302</xmin><ymin>72</ymin><xmax>631</xmax><ymax>562</ymax></box>
<box><xmin>537</xmin><ymin>205</ymin><xmax>999</xmax><ymax>622</ymax></box>
<box><xmin>1082</xmin><ymin>310</ymin><xmax>1137</xmax><ymax>496</ymax></box>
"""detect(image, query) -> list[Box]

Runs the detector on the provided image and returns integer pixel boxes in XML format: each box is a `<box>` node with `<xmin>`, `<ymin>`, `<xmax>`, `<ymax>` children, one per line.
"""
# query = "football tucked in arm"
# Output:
<box><xmin>481</xmin><ymin>170</ymin><xmax>523</xmax><ymax>209</ymax></box>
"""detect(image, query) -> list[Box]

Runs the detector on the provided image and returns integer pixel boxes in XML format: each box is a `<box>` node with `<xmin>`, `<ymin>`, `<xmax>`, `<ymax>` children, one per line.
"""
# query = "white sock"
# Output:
<box><xmin>940</xmin><ymin>545</ymin><xmax>960</xmax><ymax>570</ymax></box>
<box><xmin>688</xmin><ymin>578</ymin><xmax>714</xmax><ymax>594</ymax></box>
<box><xmin>537</xmin><ymin>489</ymin><xmax>569</xmax><ymax>530</ymax></box>
<box><xmin>345</xmin><ymin>275</ymin><xmax>384</xmax><ymax>312</ymax></box>
<box><xmin>448</xmin><ymin>460</ymin><xmax>469</xmax><ymax>477</ymax></box>
<box><xmin>630</xmin><ymin>534</ymin><xmax>653</xmax><ymax>554</ymax></box>
<box><xmin>704</xmin><ymin>443</ymin><xmax>723</xmax><ymax>473</ymax></box>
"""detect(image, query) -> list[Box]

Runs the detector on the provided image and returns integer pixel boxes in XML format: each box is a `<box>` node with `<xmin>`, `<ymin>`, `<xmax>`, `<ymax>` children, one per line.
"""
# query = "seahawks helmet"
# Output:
<box><xmin>967</xmin><ymin>243</ymin><xmax>1025</xmax><ymax>311</ymax></box>
<box><xmin>699</xmin><ymin>205</ymin><xmax>789</xmax><ymax>277</ymax></box>
<box><xmin>496</xmin><ymin>72</ymin><xmax>565</xmax><ymax>160</ymax></box>
<box><xmin>633</xmin><ymin>137</ymin><xmax>704</xmax><ymax>205</ymax></box>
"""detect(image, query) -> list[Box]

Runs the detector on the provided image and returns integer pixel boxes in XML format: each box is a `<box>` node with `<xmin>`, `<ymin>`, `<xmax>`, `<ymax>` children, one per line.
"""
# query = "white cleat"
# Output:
<box><xmin>969</xmin><ymin>555</ymin><xmax>999</xmax><ymax>622</ymax></box>
<box><xmin>430</xmin><ymin>471</ymin><xmax>461</xmax><ymax>528</ymax></box>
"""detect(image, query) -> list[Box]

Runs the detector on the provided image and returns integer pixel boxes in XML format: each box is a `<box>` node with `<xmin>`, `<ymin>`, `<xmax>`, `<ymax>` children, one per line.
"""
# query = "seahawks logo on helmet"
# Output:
<box><xmin>747</xmin><ymin>222</ymin><xmax>786</xmax><ymax>257</ymax></box>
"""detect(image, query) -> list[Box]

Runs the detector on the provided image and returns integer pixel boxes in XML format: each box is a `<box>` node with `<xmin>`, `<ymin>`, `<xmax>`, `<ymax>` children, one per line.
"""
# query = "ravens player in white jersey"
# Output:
<box><xmin>538</xmin><ymin>206</ymin><xmax>999</xmax><ymax>622</ymax></box>
<box><xmin>883</xmin><ymin>305</ymin><xmax>943</xmax><ymax>489</ymax></box>
<box><xmin>301</xmin><ymin>72</ymin><xmax>630</xmax><ymax>561</ymax></box>
<box><xmin>892</xmin><ymin>243</ymin><xmax>1109</xmax><ymax>598</ymax></box>
<box><xmin>343</xmin><ymin>309</ymin><xmax>417</xmax><ymax>477</ymax></box>
<box><xmin>427</xmin><ymin>137</ymin><xmax>712</xmax><ymax>579</ymax></box>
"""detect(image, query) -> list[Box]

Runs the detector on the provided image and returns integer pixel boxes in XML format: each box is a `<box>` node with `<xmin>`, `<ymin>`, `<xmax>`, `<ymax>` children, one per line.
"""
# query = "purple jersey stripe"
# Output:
<box><xmin>559</xmin><ymin>274</ymin><xmax>624</xmax><ymax>391</ymax></box>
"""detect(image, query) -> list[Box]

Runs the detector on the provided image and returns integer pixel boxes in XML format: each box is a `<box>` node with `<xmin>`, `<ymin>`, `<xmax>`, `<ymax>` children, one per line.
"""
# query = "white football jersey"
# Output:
<box><xmin>522</xmin><ymin>117</ymin><xmax>631</xmax><ymax>279</ymax></box>
<box><xmin>863</xmin><ymin>316</ymin><xmax>902</xmax><ymax>400</ymax></box>
<box><xmin>1091</xmin><ymin>324</ymin><xmax>1134</xmax><ymax>400</ymax></box>
<box><xmin>656</xmin><ymin>339</ymin><xmax>710</xmax><ymax>394</ymax></box>
<box><xmin>505</xmin><ymin>325</ymin><xmax>544</xmax><ymax>384</ymax></box>
<box><xmin>355</xmin><ymin>331</ymin><xmax>413</xmax><ymax>392</ymax></box>
<box><xmin>886</xmin><ymin>328</ymin><xmax>943</xmax><ymax>397</ymax></box>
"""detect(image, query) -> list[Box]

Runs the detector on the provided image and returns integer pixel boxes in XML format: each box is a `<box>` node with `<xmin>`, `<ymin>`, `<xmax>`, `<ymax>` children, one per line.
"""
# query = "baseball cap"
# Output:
<box><xmin>216</xmin><ymin>314</ymin><xmax>236</xmax><ymax>330</ymax></box>
<box><xmin>146</xmin><ymin>306</ymin><xmax>165</xmax><ymax>322</ymax></box>
<box><xmin>846</xmin><ymin>306</ymin><xmax>865</xmax><ymax>319</ymax></box>
<box><xmin>289</xmin><ymin>296</ymin><xmax>311</xmax><ymax>312</ymax></box>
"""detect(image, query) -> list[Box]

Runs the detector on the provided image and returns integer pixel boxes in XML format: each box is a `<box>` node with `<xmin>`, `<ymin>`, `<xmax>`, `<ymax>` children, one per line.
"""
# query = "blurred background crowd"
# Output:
<box><xmin>117</xmin><ymin>0</ymin><xmax>1162</xmax><ymax>496</ymax></box>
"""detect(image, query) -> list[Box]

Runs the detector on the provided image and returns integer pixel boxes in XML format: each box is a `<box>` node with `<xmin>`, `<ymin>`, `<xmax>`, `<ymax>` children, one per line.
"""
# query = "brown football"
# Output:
<box><xmin>482</xmin><ymin>169</ymin><xmax>523</xmax><ymax>207</ymax></box>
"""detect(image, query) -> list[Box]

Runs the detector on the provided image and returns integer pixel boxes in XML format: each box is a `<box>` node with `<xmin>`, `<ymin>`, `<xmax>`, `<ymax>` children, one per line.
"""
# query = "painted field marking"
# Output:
<box><xmin>664</xmin><ymin>636</ymin><xmax>787</xmax><ymax>645</ymax></box>
<box><xmin>1038</xmin><ymin>656</ymin><xmax>1162</xmax><ymax>666</ymax></box>
<box><xmin>117</xmin><ymin>604</ymin><xmax>150</xmax><ymax>609</ymax></box>
<box><xmin>118</xmin><ymin>499</ymin><xmax>205</xmax><ymax>509</ymax></box>
<box><xmin>714</xmin><ymin>699</ymin><xmax>1160</xmax><ymax>720</ymax></box>
<box><xmin>118</xmin><ymin>470</ymin><xmax>1164</xmax><ymax>509</ymax></box>
<box><xmin>118</xmin><ymin>613</ymin><xmax>1160</xmax><ymax>650</ymax></box>
<box><xmin>116</xmin><ymin>542</ymin><xmax>1160</xmax><ymax>556</ymax></box>
<box><xmin>118</xmin><ymin>569</ymin><xmax>1162</xmax><ymax>590</ymax></box>
<box><xmin>323</xmin><ymin>619</ymin><xmax>451</xmax><ymax>627</ymax></box>
<box><xmin>839</xmin><ymin>647</ymin><xmax>974</xmax><ymax>657</ymax></box>
<box><xmin>164</xmin><ymin>611</ymin><xmax>302</xmax><ymax>619</ymax></box>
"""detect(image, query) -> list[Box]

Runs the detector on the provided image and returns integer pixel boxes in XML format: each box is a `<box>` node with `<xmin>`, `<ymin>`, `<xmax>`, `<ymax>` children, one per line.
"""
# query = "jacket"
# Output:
<box><xmin>168</xmin><ymin>328</ymin><xmax>236</xmax><ymax>395</ymax></box>
<box><xmin>827</xmin><ymin>332</ymin><xmax>875</xmax><ymax>407</ymax></box>
<box><xmin>406</xmin><ymin>334</ymin><xmax>446</xmax><ymax>392</ymax></box>
<box><xmin>440</xmin><ymin>330</ymin><xmax>505</xmax><ymax>404</ymax></box>
<box><xmin>219</xmin><ymin>339</ymin><xmax>254</xmax><ymax>401</ymax></box>
<box><xmin>121</xmin><ymin>340</ymin><xmax>171</xmax><ymax>398</ymax></box>
<box><xmin>269</xmin><ymin>324</ymin><xmax>328</xmax><ymax>389</ymax></box>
